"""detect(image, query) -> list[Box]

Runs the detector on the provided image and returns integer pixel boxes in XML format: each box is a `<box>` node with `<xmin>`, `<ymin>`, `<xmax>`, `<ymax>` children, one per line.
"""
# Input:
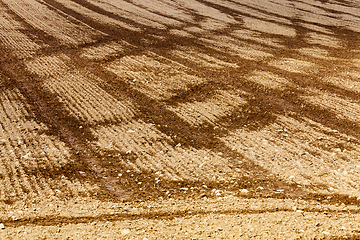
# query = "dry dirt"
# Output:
<box><xmin>1</xmin><ymin>0</ymin><xmax>360</xmax><ymax>239</ymax></box>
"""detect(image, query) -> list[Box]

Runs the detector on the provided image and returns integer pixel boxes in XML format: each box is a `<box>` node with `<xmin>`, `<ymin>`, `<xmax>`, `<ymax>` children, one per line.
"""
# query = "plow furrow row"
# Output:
<box><xmin>167</xmin><ymin>89</ymin><xmax>248</xmax><ymax>126</ymax></box>
<box><xmin>26</xmin><ymin>55</ymin><xmax>136</xmax><ymax>125</ymax></box>
<box><xmin>2</xmin><ymin>0</ymin><xmax>102</xmax><ymax>46</ymax></box>
<box><xmin>51</xmin><ymin>0</ymin><xmax>141</xmax><ymax>32</ymax></box>
<box><xmin>0</xmin><ymin>87</ymin><xmax>96</xmax><ymax>202</ymax></box>
<box><xmin>222</xmin><ymin>114</ymin><xmax>360</xmax><ymax>196</ymax></box>
<box><xmin>92</xmin><ymin>120</ymin><xmax>239</xmax><ymax>182</ymax></box>
<box><xmin>0</xmin><ymin>3</ymin><xmax>40</xmax><ymax>58</ymax></box>
<box><xmin>106</xmin><ymin>54</ymin><xmax>204</xmax><ymax>100</ymax></box>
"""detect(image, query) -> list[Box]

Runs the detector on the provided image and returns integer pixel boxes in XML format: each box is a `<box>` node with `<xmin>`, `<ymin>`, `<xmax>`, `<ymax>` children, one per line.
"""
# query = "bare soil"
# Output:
<box><xmin>1</xmin><ymin>0</ymin><xmax>360</xmax><ymax>239</ymax></box>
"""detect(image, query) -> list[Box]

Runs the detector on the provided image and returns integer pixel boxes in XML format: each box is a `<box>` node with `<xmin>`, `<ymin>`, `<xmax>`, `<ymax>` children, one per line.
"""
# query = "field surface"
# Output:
<box><xmin>1</xmin><ymin>0</ymin><xmax>360</xmax><ymax>239</ymax></box>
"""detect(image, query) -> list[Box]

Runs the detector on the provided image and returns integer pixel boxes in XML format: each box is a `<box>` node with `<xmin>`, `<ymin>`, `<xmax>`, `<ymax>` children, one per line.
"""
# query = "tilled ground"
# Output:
<box><xmin>1</xmin><ymin>0</ymin><xmax>360</xmax><ymax>239</ymax></box>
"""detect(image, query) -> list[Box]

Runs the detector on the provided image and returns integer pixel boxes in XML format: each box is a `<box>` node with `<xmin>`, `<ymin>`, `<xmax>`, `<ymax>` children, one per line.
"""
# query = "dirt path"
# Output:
<box><xmin>1</xmin><ymin>0</ymin><xmax>360</xmax><ymax>239</ymax></box>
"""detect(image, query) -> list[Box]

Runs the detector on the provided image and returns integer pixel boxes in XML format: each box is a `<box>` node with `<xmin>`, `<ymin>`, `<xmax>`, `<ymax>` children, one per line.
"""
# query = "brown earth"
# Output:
<box><xmin>1</xmin><ymin>0</ymin><xmax>360</xmax><ymax>239</ymax></box>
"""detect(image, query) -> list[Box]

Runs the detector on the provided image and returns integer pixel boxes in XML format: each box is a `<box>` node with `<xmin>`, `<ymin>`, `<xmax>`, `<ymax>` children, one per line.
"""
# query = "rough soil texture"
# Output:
<box><xmin>1</xmin><ymin>0</ymin><xmax>360</xmax><ymax>239</ymax></box>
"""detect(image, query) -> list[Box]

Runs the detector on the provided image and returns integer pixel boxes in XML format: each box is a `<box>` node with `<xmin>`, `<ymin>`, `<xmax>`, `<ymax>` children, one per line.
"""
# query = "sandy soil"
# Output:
<box><xmin>1</xmin><ymin>0</ymin><xmax>360</xmax><ymax>239</ymax></box>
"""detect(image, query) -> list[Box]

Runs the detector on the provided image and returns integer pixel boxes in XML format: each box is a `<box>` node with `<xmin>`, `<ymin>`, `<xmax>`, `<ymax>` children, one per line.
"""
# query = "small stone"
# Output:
<box><xmin>240</xmin><ymin>189</ymin><xmax>249</xmax><ymax>194</ymax></box>
<box><xmin>0</xmin><ymin>223</ymin><xmax>4</xmax><ymax>229</ymax></box>
<box><xmin>21</xmin><ymin>153</ymin><xmax>31</xmax><ymax>159</ymax></box>
<box><xmin>121</xmin><ymin>229</ymin><xmax>130</xmax><ymax>235</ymax></box>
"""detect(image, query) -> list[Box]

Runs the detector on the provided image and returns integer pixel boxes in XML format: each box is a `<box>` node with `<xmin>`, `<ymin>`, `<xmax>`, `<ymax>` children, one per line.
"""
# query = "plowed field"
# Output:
<box><xmin>1</xmin><ymin>0</ymin><xmax>360</xmax><ymax>239</ymax></box>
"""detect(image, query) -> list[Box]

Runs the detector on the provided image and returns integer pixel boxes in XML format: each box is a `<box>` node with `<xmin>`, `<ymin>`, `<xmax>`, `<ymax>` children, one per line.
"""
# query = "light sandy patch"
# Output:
<box><xmin>26</xmin><ymin>55</ymin><xmax>136</xmax><ymax>125</ymax></box>
<box><xmin>340</xmin><ymin>12</ymin><xmax>360</xmax><ymax>33</ymax></box>
<box><xmin>303</xmin><ymin>0</ymin><xmax>360</xmax><ymax>30</ymax></box>
<box><xmin>53</xmin><ymin>0</ymin><xmax>141</xmax><ymax>32</ymax></box>
<box><xmin>247</xmin><ymin>70</ymin><xmax>293</xmax><ymax>90</ymax></box>
<box><xmin>0</xmin><ymin>5</ymin><xmax>40</xmax><ymax>58</ymax></box>
<box><xmin>302</xmin><ymin>89</ymin><xmax>360</xmax><ymax>124</ymax></box>
<box><xmin>80</xmin><ymin>41</ymin><xmax>129</xmax><ymax>61</ymax></box>
<box><xmin>306</xmin><ymin>32</ymin><xmax>342</xmax><ymax>48</ymax></box>
<box><xmin>131</xmin><ymin>0</ymin><xmax>194</xmax><ymax>23</ymax></box>
<box><xmin>106</xmin><ymin>53</ymin><xmax>204</xmax><ymax>100</ymax></box>
<box><xmin>169</xmin><ymin>29</ymin><xmax>193</xmax><ymax>38</ymax></box>
<box><xmin>2</xmin><ymin>0</ymin><xmax>102</xmax><ymax>45</ymax></box>
<box><xmin>171</xmin><ymin>47</ymin><xmax>238</xmax><ymax>69</ymax></box>
<box><xmin>323</xmin><ymin>74</ymin><xmax>360</xmax><ymax>94</ymax></box>
<box><xmin>0</xmin><ymin>88</ymin><xmax>98</xmax><ymax>203</ymax></box>
<box><xmin>173</xmin><ymin>0</ymin><xmax>236</xmax><ymax>24</ymax></box>
<box><xmin>92</xmin><ymin>120</ymin><xmax>241</xmax><ymax>182</ymax></box>
<box><xmin>300</xmin><ymin>23</ymin><xmax>333</xmax><ymax>35</ymax></box>
<box><xmin>91</xmin><ymin>0</ymin><xmax>176</xmax><ymax>29</ymax></box>
<box><xmin>294</xmin><ymin>1</ymin><xmax>341</xmax><ymax>26</ymax></box>
<box><xmin>222</xmin><ymin>115</ymin><xmax>360</xmax><ymax>197</ymax></box>
<box><xmin>298</xmin><ymin>47</ymin><xmax>332</xmax><ymax>60</ymax></box>
<box><xmin>200</xmin><ymin>18</ymin><xmax>231</xmax><ymax>31</ymax></box>
<box><xmin>242</xmin><ymin>17</ymin><xmax>296</xmax><ymax>37</ymax></box>
<box><xmin>269</xmin><ymin>58</ymin><xmax>314</xmax><ymax>74</ymax></box>
<box><xmin>205</xmin><ymin>0</ymin><xmax>294</xmax><ymax>23</ymax></box>
<box><xmin>231</xmin><ymin>29</ymin><xmax>284</xmax><ymax>48</ymax></box>
<box><xmin>167</xmin><ymin>89</ymin><xmax>248</xmax><ymax>126</ymax></box>
<box><xmin>234</xmin><ymin>0</ymin><xmax>296</xmax><ymax>20</ymax></box>
<box><xmin>1</xmin><ymin>197</ymin><xmax>360</xmax><ymax>239</ymax></box>
<box><xmin>201</xmin><ymin>36</ymin><xmax>273</xmax><ymax>61</ymax></box>
<box><xmin>183</xmin><ymin>26</ymin><xmax>206</xmax><ymax>34</ymax></box>
<box><xmin>26</xmin><ymin>54</ymin><xmax>71</xmax><ymax>78</ymax></box>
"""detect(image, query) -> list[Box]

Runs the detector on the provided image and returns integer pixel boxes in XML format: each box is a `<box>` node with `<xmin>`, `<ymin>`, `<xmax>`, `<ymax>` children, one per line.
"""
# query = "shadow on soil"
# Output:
<box><xmin>1</xmin><ymin>0</ymin><xmax>360</xmax><ymax>215</ymax></box>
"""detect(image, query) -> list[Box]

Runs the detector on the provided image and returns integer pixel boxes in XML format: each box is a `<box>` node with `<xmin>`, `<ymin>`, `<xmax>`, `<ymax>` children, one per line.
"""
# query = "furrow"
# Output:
<box><xmin>85</xmin><ymin>0</ymin><xmax>177</xmax><ymax>29</ymax></box>
<box><xmin>221</xmin><ymin>114</ymin><xmax>360</xmax><ymax>196</ymax></box>
<box><xmin>26</xmin><ymin>55</ymin><xmax>136</xmax><ymax>125</ymax></box>
<box><xmin>0</xmin><ymin>3</ymin><xmax>40</xmax><ymax>58</ymax></box>
<box><xmin>302</xmin><ymin>89</ymin><xmax>360</xmax><ymax>124</ymax></box>
<box><xmin>106</xmin><ymin>54</ymin><xmax>205</xmax><ymax>100</ymax></box>
<box><xmin>52</xmin><ymin>0</ymin><xmax>141</xmax><ymax>32</ymax></box>
<box><xmin>167</xmin><ymin>90</ymin><xmax>248</xmax><ymax>126</ymax></box>
<box><xmin>2</xmin><ymin>0</ymin><xmax>102</xmax><ymax>45</ymax></box>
